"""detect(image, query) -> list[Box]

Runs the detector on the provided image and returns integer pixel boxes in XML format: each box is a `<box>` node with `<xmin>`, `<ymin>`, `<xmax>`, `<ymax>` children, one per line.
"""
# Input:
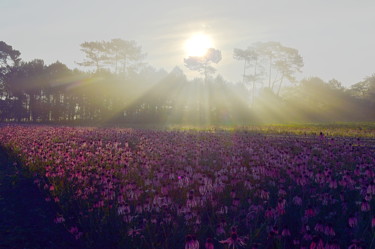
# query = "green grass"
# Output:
<box><xmin>165</xmin><ymin>122</ymin><xmax>375</xmax><ymax>138</ymax></box>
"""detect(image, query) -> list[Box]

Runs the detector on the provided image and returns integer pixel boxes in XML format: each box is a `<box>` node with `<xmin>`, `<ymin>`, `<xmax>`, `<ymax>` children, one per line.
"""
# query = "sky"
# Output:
<box><xmin>1</xmin><ymin>0</ymin><xmax>374</xmax><ymax>87</ymax></box>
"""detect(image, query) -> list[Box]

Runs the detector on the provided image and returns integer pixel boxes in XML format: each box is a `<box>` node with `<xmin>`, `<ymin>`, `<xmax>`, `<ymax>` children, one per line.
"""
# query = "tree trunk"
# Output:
<box><xmin>243</xmin><ymin>60</ymin><xmax>247</xmax><ymax>84</ymax></box>
<box><xmin>277</xmin><ymin>73</ymin><xmax>284</xmax><ymax>96</ymax></box>
<box><xmin>268</xmin><ymin>54</ymin><xmax>272</xmax><ymax>88</ymax></box>
<box><xmin>252</xmin><ymin>59</ymin><xmax>257</xmax><ymax>107</ymax></box>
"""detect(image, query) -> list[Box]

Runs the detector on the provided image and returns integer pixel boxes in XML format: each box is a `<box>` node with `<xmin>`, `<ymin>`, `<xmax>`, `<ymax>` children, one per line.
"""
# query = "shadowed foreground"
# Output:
<box><xmin>0</xmin><ymin>148</ymin><xmax>81</xmax><ymax>249</ymax></box>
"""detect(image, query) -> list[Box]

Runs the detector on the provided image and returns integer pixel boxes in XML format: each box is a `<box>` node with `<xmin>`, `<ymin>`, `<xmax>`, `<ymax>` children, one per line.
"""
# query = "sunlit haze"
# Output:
<box><xmin>184</xmin><ymin>33</ymin><xmax>213</xmax><ymax>57</ymax></box>
<box><xmin>1</xmin><ymin>0</ymin><xmax>375</xmax><ymax>86</ymax></box>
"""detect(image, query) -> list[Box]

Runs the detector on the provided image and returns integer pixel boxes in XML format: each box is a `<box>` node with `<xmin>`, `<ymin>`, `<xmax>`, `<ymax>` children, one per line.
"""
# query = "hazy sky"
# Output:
<box><xmin>1</xmin><ymin>0</ymin><xmax>374</xmax><ymax>87</ymax></box>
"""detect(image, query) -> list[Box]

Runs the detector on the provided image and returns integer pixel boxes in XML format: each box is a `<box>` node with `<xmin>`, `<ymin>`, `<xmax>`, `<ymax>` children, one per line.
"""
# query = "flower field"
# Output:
<box><xmin>0</xmin><ymin>125</ymin><xmax>375</xmax><ymax>249</ymax></box>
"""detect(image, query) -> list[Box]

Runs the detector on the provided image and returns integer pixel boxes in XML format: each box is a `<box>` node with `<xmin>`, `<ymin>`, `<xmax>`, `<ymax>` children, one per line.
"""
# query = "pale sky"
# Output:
<box><xmin>1</xmin><ymin>0</ymin><xmax>374</xmax><ymax>87</ymax></box>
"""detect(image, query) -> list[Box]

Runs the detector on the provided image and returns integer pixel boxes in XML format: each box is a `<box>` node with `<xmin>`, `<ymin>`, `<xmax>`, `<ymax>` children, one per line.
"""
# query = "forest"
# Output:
<box><xmin>1</xmin><ymin>39</ymin><xmax>374</xmax><ymax>125</ymax></box>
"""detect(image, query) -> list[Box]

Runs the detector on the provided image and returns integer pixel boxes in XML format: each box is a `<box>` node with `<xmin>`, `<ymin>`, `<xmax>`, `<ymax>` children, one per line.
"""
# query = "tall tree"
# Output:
<box><xmin>184</xmin><ymin>48</ymin><xmax>222</xmax><ymax>83</ymax></box>
<box><xmin>233</xmin><ymin>48</ymin><xmax>258</xmax><ymax>83</ymax></box>
<box><xmin>107</xmin><ymin>39</ymin><xmax>146</xmax><ymax>74</ymax></box>
<box><xmin>350</xmin><ymin>74</ymin><xmax>375</xmax><ymax>113</ymax></box>
<box><xmin>44</xmin><ymin>61</ymin><xmax>73</xmax><ymax>121</ymax></box>
<box><xmin>234</xmin><ymin>42</ymin><xmax>303</xmax><ymax>96</ymax></box>
<box><xmin>256</xmin><ymin>42</ymin><xmax>281</xmax><ymax>89</ymax></box>
<box><xmin>77</xmin><ymin>39</ymin><xmax>145</xmax><ymax>75</ymax></box>
<box><xmin>2</xmin><ymin>59</ymin><xmax>46</xmax><ymax>121</ymax></box>
<box><xmin>0</xmin><ymin>41</ymin><xmax>21</xmax><ymax>92</ymax></box>
<box><xmin>272</xmin><ymin>45</ymin><xmax>304</xmax><ymax>95</ymax></box>
<box><xmin>233</xmin><ymin>47</ymin><xmax>259</xmax><ymax>105</ymax></box>
<box><xmin>0</xmin><ymin>41</ymin><xmax>21</xmax><ymax>121</ymax></box>
<box><xmin>77</xmin><ymin>41</ymin><xmax>108</xmax><ymax>72</ymax></box>
<box><xmin>0</xmin><ymin>41</ymin><xmax>21</xmax><ymax>69</ymax></box>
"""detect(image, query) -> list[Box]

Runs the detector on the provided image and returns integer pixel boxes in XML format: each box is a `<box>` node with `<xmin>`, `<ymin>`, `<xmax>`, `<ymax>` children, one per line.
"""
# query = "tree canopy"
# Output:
<box><xmin>77</xmin><ymin>39</ymin><xmax>146</xmax><ymax>74</ymax></box>
<box><xmin>0</xmin><ymin>40</ymin><xmax>374</xmax><ymax>124</ymax></box>
<box><xmin>184</xmin><ymin>48</ymin><xmax>222</xmax><ymax>83</ymax></box>
<box><xmin>234</xmin><ymin>42</ymin><xmax>303</xmax><ymax>96</ymax></box>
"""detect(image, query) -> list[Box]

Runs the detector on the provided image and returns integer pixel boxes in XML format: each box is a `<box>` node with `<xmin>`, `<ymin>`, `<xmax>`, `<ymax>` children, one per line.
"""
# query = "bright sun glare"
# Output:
<box><xmin>184</xmin><ymin>33</ymin><xmax>213</xmax><ymax>57</ymax></box>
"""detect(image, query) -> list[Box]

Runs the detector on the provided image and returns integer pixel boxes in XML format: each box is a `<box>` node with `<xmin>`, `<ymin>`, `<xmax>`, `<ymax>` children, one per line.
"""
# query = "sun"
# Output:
<box><xmin>184</xmin><ymin>33</ymin><xmax>213</xmax><ymax>57</ymax></box>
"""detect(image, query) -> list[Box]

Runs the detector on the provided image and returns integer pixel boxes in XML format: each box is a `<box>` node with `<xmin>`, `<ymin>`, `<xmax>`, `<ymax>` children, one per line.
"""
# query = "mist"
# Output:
<box><xmin>1</xmin><ymin>39</ymin><xmax>374</xmax><ymax>125</ymax></box>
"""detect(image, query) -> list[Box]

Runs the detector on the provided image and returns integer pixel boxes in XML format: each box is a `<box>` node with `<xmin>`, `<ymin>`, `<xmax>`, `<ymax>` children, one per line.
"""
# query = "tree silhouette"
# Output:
<box><xmin>1</xmin><ymin>40</ymin><xmax>375</xmax><ymax>124</ymax></box>
<box><xmin>77</xmin><ymin>41</ymin><xmax>109</xmax><ymax>72</ymax></box>
<box><xmin>184</xmin><ymin>48</ymin><xmax>222</xmax><ymax>83</ymax></box>
<box><xmin>272</xmin><ymin>45</ymin><xmax>304</xmax><ymax>95</ymax></box>
<box><xmin>233</xmin><ymin>47</ymin><xmax>259</xmax><ymax>105</ymax></box>
<box><xmin>107</xmin><ymin>39</ymin><xmax>146</xmax><ymax>75</ymax></box>
<box><xmin>0</xmin><ymin>41</ymin><xmax>21</xmax><ymax>92</ymax></box>
<box><xmin>234</xmin><ymin>42</ymin><xmax>303</xmax><ymax>95</ymax></box>
<box><xmin>350</xmin><ymin>74</ymin><xmax>375</xmax><ymax>111</ymax></box>
<box><xmin>77</xmin><ymin>39</ymin><xmax>145</xmax><ymax>75</ymax></box>
<box><xmin>0</xmin><ymin>41</ymin><xmax>21</xmax><ymax>69</ymax></box>
<box><xmin>233</xmin><ymin>48</ymin><xmax>258</xmax><ymax>84</ymax></box>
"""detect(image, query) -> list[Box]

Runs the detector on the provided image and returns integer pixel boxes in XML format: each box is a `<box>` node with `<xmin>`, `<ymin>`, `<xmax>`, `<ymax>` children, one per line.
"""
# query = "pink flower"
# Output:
<box><xmin>128</xmin><ymin>228</ymin><xmax>141</xmax><ymax>237</ymax></box>
<box><xmin>265</xmin><ymin>208</ymin><xmax>274</xmax><ymax>219</ymax></box>
<box><xmin>305</xmin><ymin>206</ymin><xmax>316</xmax><ymax>218</ymax></box>
<box><xmin>74</xmin><ymin>232</ymin><xmax>83</xmax><ymax>240</ymax></box>
<box><xmin>185</xmin><ymin>234</ymin><xmax>199</xmax><ymax>249</ymax></box>
<box><xmin>232</xmin><ymin>198</ymin><xmax>240</xmax><ymax>207</ymax></box>
<box><xmin>69</xmin><ymin>226</ymin><xmax>79</xmax><ymax>234</ymax></box>
<box><xmin>323</xmin><ymin>224</ymin><xmax>335</xmax><ymax>236</ymax></box>
<box><xmin>314</xmin><ymin>221</ymin><xmax>324</xmax><ymax>233</ymax></box>
<box><xmin>219</xmin><ymin>232</ymin><xmax>246</xmax><ymax>248</ymax></box>
<box><xmin>360</xmin><ymin>200</ymin><xmax>370</xmax><ymax>212</ymax></box>
<box><xmin>292</xmin><ymin>195</ymin><xmax>302</xmax><ymax>206</ymax></box>
<box><xmin>281</xmin><ymin>226</ymin><xmax>291</xmax><ymax>237</ymax></box>
<box><xmin>260</xmin><ymin>190</ymin><xmax>270</xmax><ymax>200</ymax></box>
<box><xmin>348</xmin><ymin>216</ymin><xmax>358</xmax><ymax>228</ymax></box>
<box><xmin>328</xmin><ymin>178</ymin><xmax>337</xmax><ymax>189</ymax></box>
<box><xmin>303</xmin><ymin>231</ymin><xmax>313</xmax><ymax>241</ymax></box>
<box><xmin>54</xmin><ymin>215</ymin><xmax>65</xmax><ymax>224</ymax></box>
<box><xmin>309</xmin><ymin>236</ymin><xmax>324</xmax><ymax>249</ymax></box>
<box><xmin>205</xmin><ymin>238</ymin><xmax>214</xmax><ymax>249</ymax></box>
<box><xmin>216</xmin><ymin>224</ymin><xmax>226</xmax><ymax>236</ymax></box>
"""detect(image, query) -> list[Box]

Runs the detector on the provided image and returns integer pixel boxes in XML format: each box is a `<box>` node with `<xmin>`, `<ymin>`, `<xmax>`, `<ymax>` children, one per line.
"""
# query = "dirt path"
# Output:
<box><xmin>0</xmin><ymin>148</ymin><xmax>82</xmax><ymax>249</ymax></box>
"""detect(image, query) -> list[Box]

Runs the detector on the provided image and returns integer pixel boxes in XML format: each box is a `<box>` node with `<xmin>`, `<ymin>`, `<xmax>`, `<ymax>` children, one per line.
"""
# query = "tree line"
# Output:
<box><xmin>0</xmin><ymin>40</ymin><xmax>374</xmax><ymax>125</ymax></box>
